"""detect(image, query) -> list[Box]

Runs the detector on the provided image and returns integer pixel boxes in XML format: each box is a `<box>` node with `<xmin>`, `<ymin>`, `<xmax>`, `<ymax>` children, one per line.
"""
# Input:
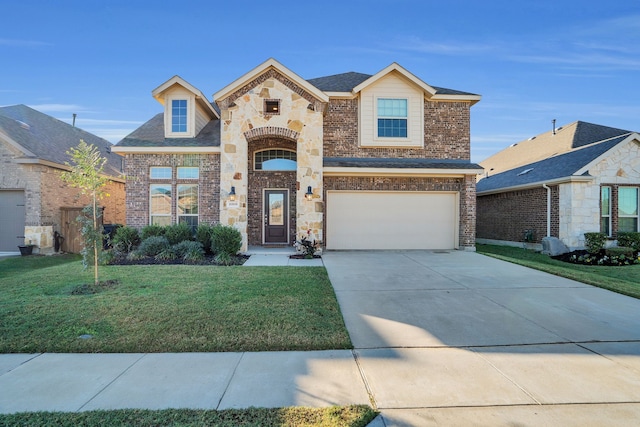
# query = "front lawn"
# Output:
<box><xmin>477</xmin><ymin>244</ymin><xmax>640</xmax><ymax>299</ymax></box>
<box><xmin>0</xmin><ymin>255</ymin><xmax>351</xmax><ymax>353</ymax></box>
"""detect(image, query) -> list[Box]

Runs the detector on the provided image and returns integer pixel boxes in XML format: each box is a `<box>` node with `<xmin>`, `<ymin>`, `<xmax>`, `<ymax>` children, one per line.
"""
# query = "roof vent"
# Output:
<box><xmin>15</xmin><ymin>120</ymin><xmax>30</xmax><ymax>130</ymax></box>
<box><xmin>517</xmin><ymin>168</ymin><xmax>534</xmax><ymax>176</ymax></box>
<box><xmin>510</xmin><ymin>143</ymin><xmax>518</xmax><ymax>147</ymax></box>
<box><xmin>527</xmin><ymin>136</ymin><xmax>536</xmax><ymax>141</ymax></box>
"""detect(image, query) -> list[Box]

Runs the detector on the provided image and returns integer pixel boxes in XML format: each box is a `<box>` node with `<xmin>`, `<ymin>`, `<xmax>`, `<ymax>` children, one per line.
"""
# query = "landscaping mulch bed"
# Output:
<box><xmin>552</xmin><ymin>249</ymin><xmax>639</xmax><ymax>266</ymax></box>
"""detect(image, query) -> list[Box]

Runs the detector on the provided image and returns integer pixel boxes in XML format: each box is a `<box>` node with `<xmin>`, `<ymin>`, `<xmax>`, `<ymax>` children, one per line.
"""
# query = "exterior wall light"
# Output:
<box><xmin>229</xmin><ymin>186</ymin><xmax>236</xmax><ymax>201</ymax></box>
<box><xmin>305</xmin><ymin>186</ymin><xmax>313</xmax><ymax>201</ymax></box>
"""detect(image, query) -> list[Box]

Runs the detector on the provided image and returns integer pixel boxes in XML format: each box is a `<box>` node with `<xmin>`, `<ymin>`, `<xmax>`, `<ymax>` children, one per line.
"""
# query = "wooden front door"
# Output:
<box><xmin>264</xmin><ymin>190</ymin><xmax>288</xmax><ymax>244</ymax></box>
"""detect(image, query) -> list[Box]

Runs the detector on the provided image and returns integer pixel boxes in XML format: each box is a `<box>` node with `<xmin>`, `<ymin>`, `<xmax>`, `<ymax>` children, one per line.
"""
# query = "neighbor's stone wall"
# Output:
<box><xmin>247</xmin><ymin>138</ymin><xmax>297</xmax><ymax>245</ymax></box>
<box><xmin>477</xmin><ymin>186</ymin><xmax>559</xmax><ymax>244</ymax></box>
<box><xmin>323</xmin><ymin>98</ymin><xmax>471</xmax><ymax>159</ymax></box>
<box><xmin>323</xmin><ymin>175</ymin><xmax>477</xmax><ymax>249</ymax></box>
<box><xmin>219</xmin><ymin>73</ymin><xmax>324</xmax><ymax>251</ymax></box>
<box><xmin>123</xmin><ymin>153</ymin><xmax>220</xmax><ymax>229</ymax></box>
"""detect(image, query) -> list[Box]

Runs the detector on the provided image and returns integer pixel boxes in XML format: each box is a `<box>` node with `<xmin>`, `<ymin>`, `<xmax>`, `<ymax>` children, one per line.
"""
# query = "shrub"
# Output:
<box><xmin>172</xmin><ymin>240</ymin><xmax>204</xmax><ymax>260</ymax></box>
<box><xmin>195</xmin><ymin>223</ymin><xmax>215</xmax><ymax>254</ymax></box>
<box><xmin>138</xmin><ymin>236</ymin><xmax>170</xmax><ymax>257</ymax></box>
<box><xmin>126</xmin><ymin>250</ymin><xmax>145</xmax><ymax>261</ymax></box>
<box><xmin>165</xmin><ymin>222</ymin><xmax>194</xmax><ymax>245</ymax></box>
<box><xmin>584</xmin><ymin>232</ymin><xmax>606</xmax><ymax>254</ymax></box>
<box><xmin>155</xmin><ymin>247</ymin><xmax>177</xmax><ymax>262</ymax></box>
<box><xmin>211</xmin><ymin>224</ymin><xmax>242</xmax><ymax>257</ymax></box>
<box><xmin>141</xmin><ymin>224</ymin><xmax>166</xmax><ymax>240</ymax></box>
<box><xmin>605</xmin><ymin>246</ymin><xmax>635</xmax><ymax>258</ymax></box>
<box><xmin>617</xmin><ymin>232</ymin><xmax>640</xmax><ymax>253</ymax></box>
<box><xmin>111</xmin><ymin>226</ymin><xmax>141</xmax><ymax>253</ymax></box>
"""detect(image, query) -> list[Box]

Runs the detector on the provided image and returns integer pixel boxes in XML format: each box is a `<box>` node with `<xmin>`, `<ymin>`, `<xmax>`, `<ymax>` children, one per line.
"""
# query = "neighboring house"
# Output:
<box><xmin>112</xmin><ymin>58</ymin><xmax>482</xmax><ymax>251</ymax></box>
<box><xmin>477</xmin><ymin>121</ymin><xmax>640</xmax><ymax>250</ymax></box>
<box><xmin>0</xmin><ymin>105</ymin><xmax>125</xmax><ymax>253</ymax></box>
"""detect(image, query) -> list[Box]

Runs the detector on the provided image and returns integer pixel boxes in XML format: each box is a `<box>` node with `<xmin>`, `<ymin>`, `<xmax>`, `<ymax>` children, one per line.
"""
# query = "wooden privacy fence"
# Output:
<box><xmin>60</xmin><ymin>207</ymin><xmax>104</xmax><ymax>254</ymax></box>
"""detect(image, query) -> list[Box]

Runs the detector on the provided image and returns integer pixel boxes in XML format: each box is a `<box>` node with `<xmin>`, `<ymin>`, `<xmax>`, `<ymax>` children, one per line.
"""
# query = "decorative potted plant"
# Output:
<box><xmin>18</xmin><ymin>239</ymin><xmax>35</xmax><ymax>256</ymax></box>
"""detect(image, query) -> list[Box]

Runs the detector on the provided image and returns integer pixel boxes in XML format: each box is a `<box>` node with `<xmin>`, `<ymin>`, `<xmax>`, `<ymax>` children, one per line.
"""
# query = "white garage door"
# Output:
<box><xmin>326</xmin><ymin>191</ymin><xmax>458</xmax><ymax>250</ymax></box>
<box><xmin>0</xmin><ymin>190</ymin><xmax>26</xmax><ymax>252</ymax></box>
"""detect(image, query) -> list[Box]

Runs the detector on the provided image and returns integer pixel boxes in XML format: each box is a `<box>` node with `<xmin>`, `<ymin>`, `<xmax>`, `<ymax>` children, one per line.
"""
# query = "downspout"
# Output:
<box><xmin>542</xmin><ymin>184</ymin><xmax>551</xmax><ymax>237</ymax></box>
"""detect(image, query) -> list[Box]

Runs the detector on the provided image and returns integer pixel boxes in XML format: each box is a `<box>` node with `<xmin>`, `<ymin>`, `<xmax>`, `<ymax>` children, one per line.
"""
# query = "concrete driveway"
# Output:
<box><xmin>322</xmin><ymin>250</ymin><xmax>640</xmax><ymax>426</ymax></box>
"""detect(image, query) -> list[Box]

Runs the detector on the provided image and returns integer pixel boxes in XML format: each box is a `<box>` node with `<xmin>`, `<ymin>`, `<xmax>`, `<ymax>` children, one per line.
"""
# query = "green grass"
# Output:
<box><xmin>477</xmin><ymin>244</ymin><xmax>640</xmax><ymax>299</ymax></box>
<box><xmin>0</xmin><ymin>255</ymin><xmax>352</xmax><ymax>353</ymax></box>
<box><xmin>0</xmin><ymin>406</ymin><xmax>378</xmax><ymax>427</ymax></box>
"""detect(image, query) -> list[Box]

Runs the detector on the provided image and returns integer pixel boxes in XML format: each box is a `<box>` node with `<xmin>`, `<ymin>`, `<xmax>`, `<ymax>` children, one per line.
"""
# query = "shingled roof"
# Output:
<box><xmin>307</xmin><ymin>71</ymin><xmax>477</xmax><ymax>96</ymax></box>
<box><xmin>480</xmin><ymin>121</ymin><xmax>632</xmax><ymax>177</ymax></box>
<box><xmin>477</xmin><ymin>133</ymin><xmax>633</xmax><ymax>194</ymax></box>
<box><xmin>115</xmin><ymin>113</ymin><xmax>221</xmax><ymax>148</ymax></box>
<box><xmin>324</xmin><ymin>157</ymin><xmax>483</xmax><ymax>170</ymax></box>
<box><xmin>0</xmin><ymin>104</ymin><xmax>122</xmax><ymax>178</ymax></box>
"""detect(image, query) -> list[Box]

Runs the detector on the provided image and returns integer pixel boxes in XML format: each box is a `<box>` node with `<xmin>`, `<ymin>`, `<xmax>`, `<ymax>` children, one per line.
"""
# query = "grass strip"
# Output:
<box><xmin>0</xmin><ymin>405</ymin><xmax>378</xmax><ymax>427</ymax></box>
<box><xmin>477</xmin><ymin>244</ymin><xmax>640</xmax><ymax>299</ymax></box>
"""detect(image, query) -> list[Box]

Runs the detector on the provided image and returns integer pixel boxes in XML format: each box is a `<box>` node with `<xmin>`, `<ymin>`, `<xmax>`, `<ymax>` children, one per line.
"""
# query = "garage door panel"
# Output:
<box><xmin>0</xmin><ymin>190</ymin><xmax>26</xmax><ymax>252</ymax></box>
<box><xmin>327</xmin><ymin>192</ymin><xmax>457</xmax><ymax>250</ymax></box>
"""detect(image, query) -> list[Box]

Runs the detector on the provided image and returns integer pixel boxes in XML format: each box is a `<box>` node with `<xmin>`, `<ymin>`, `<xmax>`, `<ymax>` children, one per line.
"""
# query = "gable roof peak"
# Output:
<box><xmin>213</xmin><ymin>58</ymin><xmax>329</xmax><ymax>104</ymax></box>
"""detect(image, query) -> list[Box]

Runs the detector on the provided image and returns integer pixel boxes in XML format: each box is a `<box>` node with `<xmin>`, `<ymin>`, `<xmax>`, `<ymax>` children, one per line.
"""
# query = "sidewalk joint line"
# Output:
<box><xmin>77</xmin><ymin>353</ymin><xmax>147</xmax><ymax>412</ymax></box>
<box><xmin>351</xmin><ymin>349</ymin><xmax>378</xmax><ymax>410</ymax></box>
<box><xmin>215</xmin><ymin>352</ymin><xmax>245</xmax><ymax>410</ymax></box>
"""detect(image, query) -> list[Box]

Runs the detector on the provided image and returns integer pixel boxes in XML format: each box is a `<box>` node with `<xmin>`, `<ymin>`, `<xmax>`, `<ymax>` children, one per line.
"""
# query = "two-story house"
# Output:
<box><xmin>112</xmin><ymin>59</ymin><xmax>482</xmax><ymax>251</ymax></box>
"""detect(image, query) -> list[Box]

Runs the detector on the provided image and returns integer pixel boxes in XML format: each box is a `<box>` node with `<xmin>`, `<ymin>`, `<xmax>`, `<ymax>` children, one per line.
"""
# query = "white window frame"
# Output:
<box><xmin>150</xmin><ymin>183</ymin><xmax>172</xmax><ymax>226</ymax></box>
<box><xmin>601</xmin><ymin>186</ymin><xmax>611</xmax><ymax>236</ymax></box>
<box><xmin>150</xmin><ymin>166</ymin><xmax>172</xmax><ymax>180</ymax></box>
<box><xmin>176</xmin><ymin>184</ymin><xmax>199</xmax><ymax>229</ymax></box>
<box><xmin>177</xmin><ymin>166</ymin><xmax>199</xmax><ymax>179</ymax></box>
<box><xmin>376</xmin><ymin>98</ymin><xmax>409</xmax><ymax>140</ymax></box>
<box><xmin>166</xmin><ymin>96</ymin><xmax>195</xmax><ymax>138</ymax></box>
<box><xmin>618</xmin><ymin>187</ymin><xmax>640</xmax><ymax>232</ymax></box>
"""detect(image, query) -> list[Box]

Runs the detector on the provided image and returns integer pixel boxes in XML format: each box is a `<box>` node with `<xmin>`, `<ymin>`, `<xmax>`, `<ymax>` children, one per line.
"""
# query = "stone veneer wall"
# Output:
<box><xmin>323</xmin><ymin>175</ymin><xmax>477</xmax><ymax>248</ymax></box>
<box><xmin>218</xmin><ymin>72</ymin><xmax>324</xmax><ymax>251</ymax></box>
<box><xmin>123</xmin><ymin>153</ymin><xmax>219</xmax><ymax>229</ymax></box>
<box><xmin>476</xmin><ymin>186</ymin><xmax>560</xmax><ymax>244</ymax></box>
<box><xmin>247</xmin><ymin>138</ymin><xmax>297</xmax><ymax>245</ymax></box>
<box><xmin>323</xmin><ymin>98</ymin><xmax>472</xmax><ymax>159</ymax></box>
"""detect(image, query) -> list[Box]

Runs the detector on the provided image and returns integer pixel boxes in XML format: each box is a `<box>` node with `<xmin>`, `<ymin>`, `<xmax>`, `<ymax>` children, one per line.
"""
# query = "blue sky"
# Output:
<box><xmin>2</xmin><ymin>0</ymin><xmax>639</xmax><ymax>162</ymax></box>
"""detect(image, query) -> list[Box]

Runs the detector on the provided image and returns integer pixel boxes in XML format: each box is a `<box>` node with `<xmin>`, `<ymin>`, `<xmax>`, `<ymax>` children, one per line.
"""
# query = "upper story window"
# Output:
<box><xmin>150</xmin><ymin>166</ymin><xmax>172</xmax><ymax>179</ymax></box>
<box><xmin>377</xmin><ymin>98</ymin><xmax>408</xmax><ymax>138</ymax></box>
<box><xmin>172</xmin><ymin>99</ymin><xmax>188</xmax><ymax>133</ymax></box>
<box><xmin>254</xmin><ymin>149</ymin><xmax>297</xmax><ymax>171</ymax></box>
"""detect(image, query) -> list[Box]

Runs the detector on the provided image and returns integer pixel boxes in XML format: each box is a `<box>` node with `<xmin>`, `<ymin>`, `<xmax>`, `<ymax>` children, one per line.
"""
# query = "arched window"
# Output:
<box><xmin>254</xmin><ymin>149</ymin><xmax>297</xmax><ymax>171</ymax></box>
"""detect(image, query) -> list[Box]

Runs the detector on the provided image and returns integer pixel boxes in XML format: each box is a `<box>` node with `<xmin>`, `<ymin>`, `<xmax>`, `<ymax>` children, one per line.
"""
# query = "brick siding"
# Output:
<box><xmin>323</xmin><ymin>99</ymin><xmax>471</xmax><ymax>159</ymax></box>
<box><xmin>477</xmin><ymin>186</ymin><xmax>559</xmax><ymax>243</ymax></box>
<box><xmin>123</xmin><ymin>153</ymin><xmax>219</xmax><ymax>229</ymax></box>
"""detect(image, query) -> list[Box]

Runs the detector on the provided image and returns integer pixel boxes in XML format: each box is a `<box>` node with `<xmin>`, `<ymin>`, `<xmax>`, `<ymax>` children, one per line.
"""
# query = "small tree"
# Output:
<box><xmin>60</xmin><ymin>140</ymin><xmax>110</xmax><ymax>285</ymax></box>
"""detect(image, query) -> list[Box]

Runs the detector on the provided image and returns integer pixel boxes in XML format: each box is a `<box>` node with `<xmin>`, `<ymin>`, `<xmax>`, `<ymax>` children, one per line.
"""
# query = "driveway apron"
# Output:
<box><xmin>322</xmin><ymin>250</ymin><xmax>640</xmax><ymax>426</ymax></box>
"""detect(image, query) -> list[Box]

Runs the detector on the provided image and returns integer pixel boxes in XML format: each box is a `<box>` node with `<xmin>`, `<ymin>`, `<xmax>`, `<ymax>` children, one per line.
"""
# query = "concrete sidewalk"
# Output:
<box><xmin>0</xmin><ymin>351</ymin><xmax>370</xmax><ymax>414</ymax></box>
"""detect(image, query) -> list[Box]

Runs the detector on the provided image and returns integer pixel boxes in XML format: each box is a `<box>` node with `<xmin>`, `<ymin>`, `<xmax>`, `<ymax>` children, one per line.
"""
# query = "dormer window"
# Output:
<box><xmin>172</xmin><ymin>99</ymin><xmax>188</xmax><ymax>133</ymax></box>
<box><xmin>377</xmin><ymin>98</ymin><xmax>408</xmax><ymax>138</ymax></box>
